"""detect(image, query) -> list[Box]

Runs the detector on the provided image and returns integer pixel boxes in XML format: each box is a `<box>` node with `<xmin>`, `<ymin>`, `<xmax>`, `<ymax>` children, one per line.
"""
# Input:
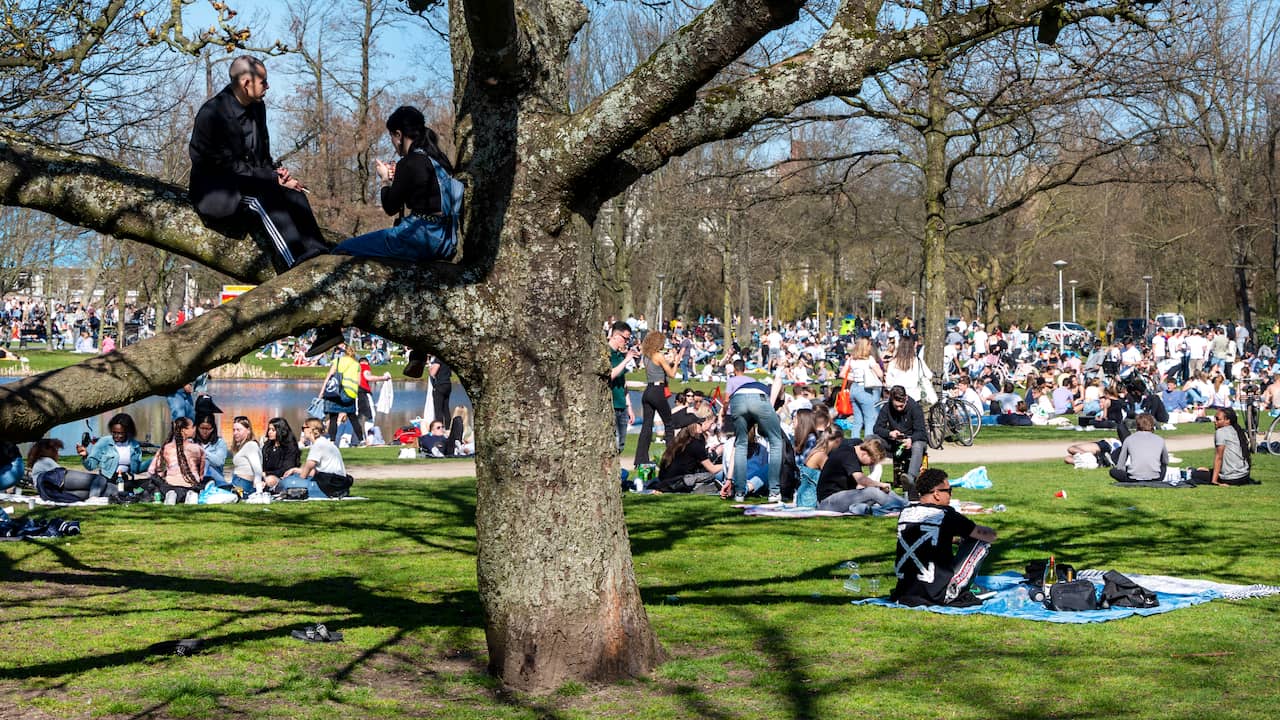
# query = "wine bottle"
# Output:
<box><xmin>1043</xmin><ymin>555</ymin><xmax>1057</xmax><ymax>588</ymax></box>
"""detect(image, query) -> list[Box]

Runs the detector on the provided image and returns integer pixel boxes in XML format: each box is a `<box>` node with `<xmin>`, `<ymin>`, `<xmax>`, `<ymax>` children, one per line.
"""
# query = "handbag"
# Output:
<box><xmin>835</xmin><ymin>377</ymin><xmax>853</xmax><ymax>417</ymax></box>
<box><xmin>1045</xmin><ymin>579</ymin><xmax>1099</xmax><ymax>611</ymax></box>
<box><xmin>321</xmin><ymin>371</ymin><xmax>346</xmax><ymax>402</ymax></box>
<box><xmin>306</xmin><ymin>396</ymin><xmax>326</xmax><ymax>419</ymax></box>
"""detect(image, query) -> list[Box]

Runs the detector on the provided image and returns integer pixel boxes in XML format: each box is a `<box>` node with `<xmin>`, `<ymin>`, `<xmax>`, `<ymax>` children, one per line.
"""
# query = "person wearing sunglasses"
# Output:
<box><xmin>890</xmin><ymin>468</ymin><xmax>997</xmax><ymax>607</ymax></box>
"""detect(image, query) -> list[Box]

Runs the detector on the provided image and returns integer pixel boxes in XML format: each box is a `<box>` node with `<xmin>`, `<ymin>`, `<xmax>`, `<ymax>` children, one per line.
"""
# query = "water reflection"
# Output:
<box><xmin>0</xmin><ymin>377</ymin><xmax>471</xmax><ymax>455</ymax></box>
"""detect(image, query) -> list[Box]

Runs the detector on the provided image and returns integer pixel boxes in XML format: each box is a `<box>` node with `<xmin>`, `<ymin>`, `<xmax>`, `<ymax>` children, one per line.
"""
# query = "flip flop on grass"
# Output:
<box><xmin>290</xmin><ymin>623</ymin><xmax>343</xmax><ymax>643</ymax></box>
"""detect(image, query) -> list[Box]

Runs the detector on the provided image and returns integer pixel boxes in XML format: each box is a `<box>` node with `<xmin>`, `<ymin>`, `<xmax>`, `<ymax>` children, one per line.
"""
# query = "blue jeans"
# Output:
<box><xmin>168</xmin><ymin>390</ymin><xmax>193</xmax><ymax>421</ymax></box>
<box><xmin>849</xmin><ymin>384</ymin><xmax>880</xmax><ymax>439</ymax></box>
<box><xmin>613</xmin><ymin>408</ymin><xmax>629</xmax><ymax>453</ymax></box>
<box><xmin>334</xmin><ymin>215</ymin><xmax>455</xmax><ymax>261</ymax></box>
<box><xmin>278</xmin><ymin>474</ymin><xmax>328</xmax><ymax>499</ymax></box>
<box><xmin>818</xmin><ymin>486</ymin><xmax>906</xmax><ymax>515</ymax></box>
<box><xmin>0</xmin><ymin>458</ymin><xmax>23</xmax><ymax>491</ymax></box>
<box><xmin>730</xmin><ymin>392</ymin><xmax>784</xmax><ymax>497</ymax></box>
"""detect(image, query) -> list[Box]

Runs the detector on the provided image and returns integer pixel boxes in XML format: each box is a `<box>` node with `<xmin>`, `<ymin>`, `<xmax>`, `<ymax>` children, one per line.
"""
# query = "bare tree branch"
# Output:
<box><xmin>551</xmin><ymin>0</ymin><xmax>805</xmax><ymax>183</ymax></box>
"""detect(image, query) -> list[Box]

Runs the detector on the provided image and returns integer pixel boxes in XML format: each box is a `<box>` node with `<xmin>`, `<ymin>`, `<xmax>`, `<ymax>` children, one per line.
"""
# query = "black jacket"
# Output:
<box><xmin>189</xmin><ymin>84</ymin><xmax>277</xmax><ymax>219</ymax></box>
<box><xmin>874</xmin><ymin>399</ymin><xmax>928</xmax><ymax>444</ymax></box>
<box><xmin>380</xmin><ymin>147</ymin><xmax>443</xmax><ymax>218</ymax></box>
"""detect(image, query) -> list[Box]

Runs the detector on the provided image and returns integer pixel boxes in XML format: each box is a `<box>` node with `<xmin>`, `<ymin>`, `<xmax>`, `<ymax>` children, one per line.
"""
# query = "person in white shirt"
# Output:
<box><xmin>228</xmin><ymin>415</ymin><xmax>264</xmax><ymax>495</ymax></box>
<box><xmin>1151</xmin><ymin>331</ymin><xmax>1167</xmax><ymax>362</ymax></box>
<box><xmin>280</xmin><ymin>418</ymin><xmax>352</xmax><ymax>498</ymax></box>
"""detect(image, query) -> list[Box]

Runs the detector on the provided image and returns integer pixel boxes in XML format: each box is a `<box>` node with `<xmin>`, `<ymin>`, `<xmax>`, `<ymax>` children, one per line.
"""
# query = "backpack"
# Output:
<box><xmin>414</xmin><ymin>148</ymin><xmax>464</xmax><ymax>260</ymax></box>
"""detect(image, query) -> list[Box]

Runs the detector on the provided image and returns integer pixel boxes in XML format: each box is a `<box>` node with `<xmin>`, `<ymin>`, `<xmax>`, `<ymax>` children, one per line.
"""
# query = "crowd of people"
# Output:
<box><xmin>15</xmin><ymin>405</ymin><xmax>353</xmax><ymax>505</ymax></box>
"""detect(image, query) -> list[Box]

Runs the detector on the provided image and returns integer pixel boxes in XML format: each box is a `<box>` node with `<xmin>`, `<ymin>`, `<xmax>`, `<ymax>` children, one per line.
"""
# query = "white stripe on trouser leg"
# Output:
<box><xmin>242</xmin><ymin>196</ymin><xmax>295</xmax><ymax>267</ymax></box>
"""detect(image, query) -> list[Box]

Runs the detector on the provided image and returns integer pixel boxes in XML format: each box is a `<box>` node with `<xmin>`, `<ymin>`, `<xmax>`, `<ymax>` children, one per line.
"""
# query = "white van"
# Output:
<box><xmin>1155</xmin><ymin>313</ymin><xmax>1186</xmax><ymax>331</ymax></box>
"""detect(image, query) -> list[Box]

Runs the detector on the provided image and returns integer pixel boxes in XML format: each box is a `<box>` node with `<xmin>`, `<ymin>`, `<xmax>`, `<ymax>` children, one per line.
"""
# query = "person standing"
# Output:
<box><xmin>188</xmin><ymin>55</ymin><xmax>341</xmax><ymax>355</ymax></box>
<box><xmin>726</xmin><ymin>358</ymin><xmax>785</xmax><ymax>503</ymax></box>
<box><xmin>607</xmin><ymin>321</ymin><xmax>639</xmax><ymax>453</ymax></box>
<box><xmin>429</xmin><ymin>356</ymin><xmax>454</xmax><ymax>427</ymax></box>
<box><xmin>633</xmin><ymin>331</ymin><xmax>683</xmax><ymax>467</ymax></box>
<box><xmin>356</xmin><ymin>355</ymin><xmax>392</xmax><ymax>446</ymax></box>
<box><xmin>891</xmin><ymin>469</ymin><xmax>997</xmax><ymax>607</ymax></box>
<box><xmin>320</xmin><ymin>345</ymin><xmax>362</xmax><ymax>444</ymax></box>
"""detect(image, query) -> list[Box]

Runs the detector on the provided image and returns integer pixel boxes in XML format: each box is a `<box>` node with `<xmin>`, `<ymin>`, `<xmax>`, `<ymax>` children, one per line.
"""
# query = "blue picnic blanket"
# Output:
<box><xmin>854</xmin><ymin>571</ymin><xmax>1225</xmax><ymax>623</ymax></box>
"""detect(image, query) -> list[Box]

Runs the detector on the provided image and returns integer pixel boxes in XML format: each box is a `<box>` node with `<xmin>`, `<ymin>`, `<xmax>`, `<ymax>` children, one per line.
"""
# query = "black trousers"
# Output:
<box><xmin>433</xmin><ymin>382</ymin><xmax>452</xmax><ymax>428</ymax></box>
<box><xmin>634</xmin><ymin>384</ymin><xmax>674</xmax><ymax>466</ymax></box>
<box><xmin>221</xmin><ymin>178</ymin><xmax>328</xmax><ymax>270</ymax></box>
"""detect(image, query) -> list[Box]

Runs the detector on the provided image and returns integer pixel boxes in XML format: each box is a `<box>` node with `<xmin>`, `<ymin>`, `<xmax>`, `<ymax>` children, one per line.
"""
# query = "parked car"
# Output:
<box><xmin>1112</xmin><ymin>318</ymin><xmax>1150</xmax><ymax>344</ymax></box>
<box><xmin>1155</xmin><ymin>313</ymin><xmax>1186</xmax><ymax>332</ymax></box>
<box><xmin>1038</xmin><ymin>321</ymin><xmax>1094</xmax><ymax>349</ymax></box>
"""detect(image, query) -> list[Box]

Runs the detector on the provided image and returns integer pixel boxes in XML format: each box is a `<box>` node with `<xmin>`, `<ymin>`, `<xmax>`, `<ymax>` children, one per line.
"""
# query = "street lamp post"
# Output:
<box><xmin>765</xmin><ymin>280</ymin><xmax>774</xmax><ymax>331</ymax></box>
<box><xmin>911</xmin><ymin>290</ymin><xmax>917</xmax><ymax>331</ymax></box>
<box><xmin>656</xmin><ymin>273</ymin><xmax>666</xmax><ymax>333</ymax></box>
<box><xmin>976</xmin><ymin>284</ymin><xmax>987</xmax><ymax>322</ymax></box>
<box><xmin>1069</xmin><ymin>279</ymin><xmax>1078</xmax><ymax>323</ymax></box>
<box><xmin>1142</xmin><ymin>275</ymin><xmax>1152</xmax><ymax>321</ymax></box>
<box><xmin>1053</xmin><ymin>260</ymin><xmax>1068</xmax><ymax>353</ymax></box>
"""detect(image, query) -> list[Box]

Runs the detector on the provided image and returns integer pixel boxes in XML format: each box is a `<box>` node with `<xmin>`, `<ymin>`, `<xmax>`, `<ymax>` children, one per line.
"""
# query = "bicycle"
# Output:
<box><xmin>925</xmin><ymin>381</ymin><xmax>981</xmax><ymax>450</ymax></box>
<box><xmin>1239</xmin><ymin>384</ymin><xmax>1280</xmax><ymax>454</ymax></box>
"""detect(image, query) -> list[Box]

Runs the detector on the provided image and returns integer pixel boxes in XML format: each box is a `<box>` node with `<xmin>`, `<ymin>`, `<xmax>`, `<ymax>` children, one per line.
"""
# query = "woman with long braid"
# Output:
<box><xmin>148</xmin><ymin>417</ymin><xmax>207</xmax><ymax>503</ymax></box>
<box><xmin>1188</xmin><ymin>408</ymin><xmax>1257</xmax><ymax>486</ymax></box>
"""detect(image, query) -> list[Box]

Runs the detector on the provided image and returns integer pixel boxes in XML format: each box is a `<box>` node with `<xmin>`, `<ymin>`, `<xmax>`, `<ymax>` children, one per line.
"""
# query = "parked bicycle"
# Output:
<box><xmin>925</xmin><ymin>381</ymin><xmax>981</xmax><ymax>450</ymax></box>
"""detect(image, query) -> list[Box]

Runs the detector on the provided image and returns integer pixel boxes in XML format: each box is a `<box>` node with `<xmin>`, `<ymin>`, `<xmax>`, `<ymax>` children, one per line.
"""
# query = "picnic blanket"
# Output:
<box><xmin>854</xmin><ymin>571</ymin><xmax>1280</xmax><ymax>622</ymax></box>
<box><xmin>0</xmin><ymin>492</ymin><xmax>367</xmax><ymax>508</ymax></box>
<box><xmin>737</xmin><ymin>500</ymin><xmax>992</xmax><ymax>518</ymax></box>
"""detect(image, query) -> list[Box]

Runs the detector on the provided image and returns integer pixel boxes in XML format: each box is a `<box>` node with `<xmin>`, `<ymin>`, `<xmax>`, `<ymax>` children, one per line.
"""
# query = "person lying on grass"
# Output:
<box><xmin>891</xmin><ymin>468</ymin><xmax>997</xmax><ymax>608</ymax></box>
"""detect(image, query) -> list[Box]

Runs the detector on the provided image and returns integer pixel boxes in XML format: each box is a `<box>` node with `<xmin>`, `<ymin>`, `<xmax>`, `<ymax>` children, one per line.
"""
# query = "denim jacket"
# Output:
<box><xmin>82</xmin><ymin>436</ymin><xmax>145</xmax><ymax>477</ymax></box>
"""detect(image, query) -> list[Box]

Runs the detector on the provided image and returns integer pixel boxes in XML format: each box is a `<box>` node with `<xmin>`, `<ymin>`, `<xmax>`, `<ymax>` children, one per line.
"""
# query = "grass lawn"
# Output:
<box><xmin>2</xmin><ymin>448</ymin><xmax>1277</xmax><ymax>719</ymax></box>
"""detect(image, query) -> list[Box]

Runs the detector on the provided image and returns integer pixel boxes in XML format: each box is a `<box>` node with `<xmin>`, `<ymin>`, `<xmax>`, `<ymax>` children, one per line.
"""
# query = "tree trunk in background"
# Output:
<box><xmin>921</xmin><ymin>59</ymin><xmax>950</xmax><ymax>371</ymax></box>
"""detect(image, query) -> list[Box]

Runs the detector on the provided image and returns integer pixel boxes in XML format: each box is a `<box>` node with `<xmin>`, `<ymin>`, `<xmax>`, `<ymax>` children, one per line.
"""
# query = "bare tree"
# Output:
<box><xmin>0</xmin><ymin>0</ymin><xmax>1160</xmax><ymax>691</ymax></box>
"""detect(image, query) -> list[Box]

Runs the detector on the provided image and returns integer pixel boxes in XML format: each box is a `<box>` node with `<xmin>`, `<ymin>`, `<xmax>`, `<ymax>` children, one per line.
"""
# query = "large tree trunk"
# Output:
<box><xmin>463</xmin><ymin>183</ymin><xmax>664</xmax><ymax>685</ymax></box>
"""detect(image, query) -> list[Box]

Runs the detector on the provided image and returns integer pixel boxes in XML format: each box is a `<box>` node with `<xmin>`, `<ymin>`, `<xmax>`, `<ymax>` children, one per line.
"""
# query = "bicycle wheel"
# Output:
<box><xmin>1263</xmin><ymin>411</ymin><xmax>1280</xmax><ymax>454</ymax></box>
<box><xmin>951</xmin><ymin>402</ymin><xmax>979</xmax><ymax>446</ymax></box>
<box><xmin>926</xmin><ymin>402</ymin><xmax>946</xmax><ymax>450</ymax></box>
<box><xmin>962</xmin><ymin>400</ymin><xmax>983</xmax><ymax>443</ymax></box>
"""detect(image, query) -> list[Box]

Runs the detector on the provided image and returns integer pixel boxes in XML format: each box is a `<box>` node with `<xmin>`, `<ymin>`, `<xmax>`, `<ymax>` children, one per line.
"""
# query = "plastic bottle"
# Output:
<box><xmin>843</xmin><ymin>562</ymin><xmax>862</xmax><ymax>593</ymax></box>
<box><xmin>153</xmin><ymin>491</ymin><xmax>163</xmax><ymax>504</ymax></box>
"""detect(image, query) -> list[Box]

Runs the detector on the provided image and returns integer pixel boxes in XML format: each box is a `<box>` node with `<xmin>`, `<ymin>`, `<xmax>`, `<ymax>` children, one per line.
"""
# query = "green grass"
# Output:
<box><xmin>2</xmin><ymin>448</ymin><xmax>1278</xmax><ymax>718</ymax></box>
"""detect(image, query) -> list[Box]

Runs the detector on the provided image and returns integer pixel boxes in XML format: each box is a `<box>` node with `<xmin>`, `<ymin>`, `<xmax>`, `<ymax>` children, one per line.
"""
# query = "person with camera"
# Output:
<box><xmin>607</xmin><ymin>321</ymin><xmax>639</xmax><ymax>453</ymax></box>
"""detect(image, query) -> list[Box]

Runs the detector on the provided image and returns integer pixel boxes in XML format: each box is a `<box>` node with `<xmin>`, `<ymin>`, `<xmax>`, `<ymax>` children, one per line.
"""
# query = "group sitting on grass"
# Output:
<box><xmin>24</xmin><ymin>412</ymin><xmax>355</xmax><ymax>504</ymax></box>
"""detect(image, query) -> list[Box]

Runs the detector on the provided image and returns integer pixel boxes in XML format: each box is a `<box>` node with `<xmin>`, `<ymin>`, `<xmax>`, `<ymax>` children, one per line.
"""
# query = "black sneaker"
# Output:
<box><xmin>306</xmin><ymin>326</ymin><xmax>344</xmax><ymax>358</ymax></box>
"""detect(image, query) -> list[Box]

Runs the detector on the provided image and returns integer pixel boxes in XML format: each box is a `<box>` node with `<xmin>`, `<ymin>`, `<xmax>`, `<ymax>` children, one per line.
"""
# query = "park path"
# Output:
<box><xmin>345</xmin><ymin>433</ymin><xmax>1217</xmax><ymax>480</ymax></box>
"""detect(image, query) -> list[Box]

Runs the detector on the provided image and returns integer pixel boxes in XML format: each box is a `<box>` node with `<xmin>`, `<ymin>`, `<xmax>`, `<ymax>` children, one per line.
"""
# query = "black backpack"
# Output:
<box><xmin>1101</xmin><ymin>570</ymin><xmax>1159</xmax><ymax>608</ymax></box>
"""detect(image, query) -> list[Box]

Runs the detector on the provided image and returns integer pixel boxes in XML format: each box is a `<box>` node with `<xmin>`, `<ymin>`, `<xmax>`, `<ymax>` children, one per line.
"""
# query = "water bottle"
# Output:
<box><xmin>1011</xmin><ymin>586</ymin><xmax>1030</xmax><ymax>609</ymax></box>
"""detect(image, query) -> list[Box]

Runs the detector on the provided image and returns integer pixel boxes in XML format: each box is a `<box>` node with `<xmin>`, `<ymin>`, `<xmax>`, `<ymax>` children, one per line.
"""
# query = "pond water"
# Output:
<box><xmin>0</xmin><ymin>377</ymin><xmax>473</xmax><ymax>454</ymax></box>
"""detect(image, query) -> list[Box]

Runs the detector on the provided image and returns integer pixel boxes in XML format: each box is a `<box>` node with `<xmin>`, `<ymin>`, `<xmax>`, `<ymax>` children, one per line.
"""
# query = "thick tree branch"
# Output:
<box><xmin>591</xmin><ymin>0</ymin><xmax>1144</xmax><ymax>199</ymax></box>
<box><xmin>549</xmin><ymin>0</ymin><xmax>805</xmax><ymax>185</ymax></box>
<box><xmin>0</xmin><ymin>255</ymin><xmax>493</xmax><ymax>441</ymax></box>
<box><xmin>0</xmin><ymin>133</ymin><xmax>295</xmax><ymax>282</ymax></box>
